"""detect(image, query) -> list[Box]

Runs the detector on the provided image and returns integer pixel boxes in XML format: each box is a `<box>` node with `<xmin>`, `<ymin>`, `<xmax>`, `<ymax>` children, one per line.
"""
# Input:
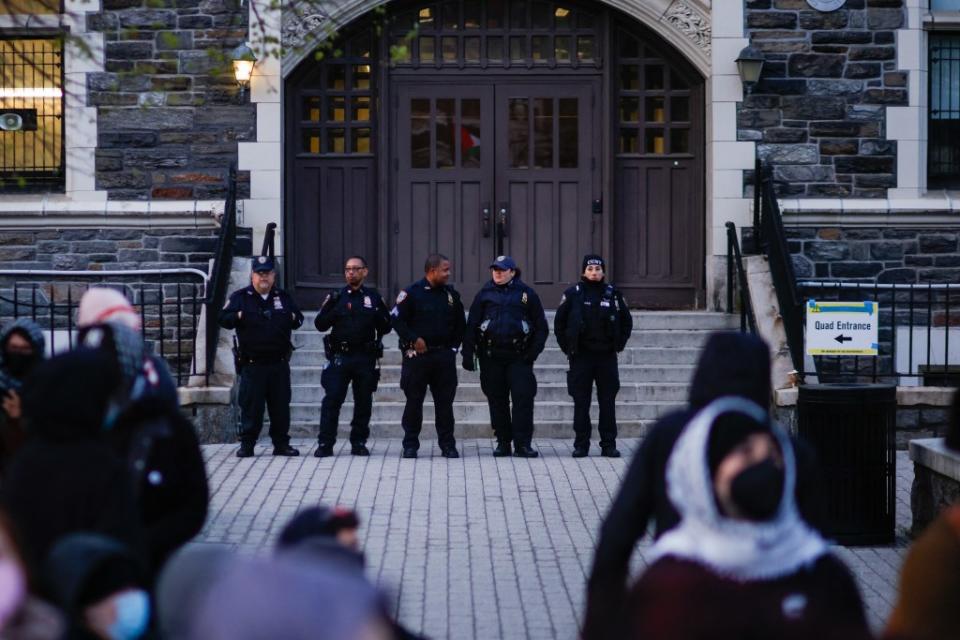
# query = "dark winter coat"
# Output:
<box><xmin>1</xmin><ymin>350</ymin><xmax>143</xmax><ymax>579</ymax></box>
<box><xmin>462</xmin><ymin>278</ymin><xmax>548</xmax><ymax>362</ymax></box>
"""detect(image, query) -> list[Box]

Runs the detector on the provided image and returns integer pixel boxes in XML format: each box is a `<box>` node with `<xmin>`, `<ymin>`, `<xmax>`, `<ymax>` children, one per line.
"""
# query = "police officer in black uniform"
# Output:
<box><xmin>313</xmin><ymin>256</ymin><xmax>391</xmax><ymax>458</ymax></box>
<box><xmin>391</xmin><ymin>253</ymin><xmax>466</xmax><ymax>459</ymax></box>
<box><xmin>218</xmin><ymin>224</ymin><xmax>304</xmax><ymax>458</ymax></box>
<box><xmin>554</xmin><ymin>254</ymin><xmax>633</xmax><ymax>458</ymax></box>
<box><xmin>462</xmin><ymin>256</ymin><xmax>548</xmax><ymax>458</ymax></box>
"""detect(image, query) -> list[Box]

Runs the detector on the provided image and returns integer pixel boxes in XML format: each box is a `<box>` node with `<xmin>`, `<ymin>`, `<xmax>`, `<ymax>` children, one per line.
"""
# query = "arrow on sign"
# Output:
<box><xmin>834</xmin><ymin>334</ymin><xmax>852</xmax><ymax>344</ymax></box>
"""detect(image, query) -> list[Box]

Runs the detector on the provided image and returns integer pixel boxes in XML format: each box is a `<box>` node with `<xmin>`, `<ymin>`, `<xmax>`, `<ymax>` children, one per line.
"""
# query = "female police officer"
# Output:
<box><xmin>462</xmin><ymin>256</ymin><xmax>548</xmax><ymax>458</ymax></box>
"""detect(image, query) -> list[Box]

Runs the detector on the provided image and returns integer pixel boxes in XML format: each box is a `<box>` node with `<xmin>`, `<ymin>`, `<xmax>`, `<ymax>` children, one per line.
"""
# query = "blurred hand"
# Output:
<box><xmin>413</xmin><ymin>338</ymin><xmax>427</xmax><ymax>354</ymax></box>
<box><xmin>2</xmin><ymin>390</ymin><xmax>20</xmax><ymax>420</ymax></box>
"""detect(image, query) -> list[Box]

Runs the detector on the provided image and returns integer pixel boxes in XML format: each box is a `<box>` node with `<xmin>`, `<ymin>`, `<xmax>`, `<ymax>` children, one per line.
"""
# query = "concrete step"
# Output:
<box><xmin>290</xmin><ymin>346</ymin><xmax>704</xmax><ymax>367</ymax></box>
<box><xmin>290</xmin><ymin>381</ymin><xmax>689</xmax><ymax>403</ymax></box>
<box><xmin>288</xmin><ymin>400</ymin><xmax>680</xmax><ymax>423</ymax></box>
<box><xmin>290</xmin><ymin>363</ymin><xmax>696</xmax><ymax>385</ymax></box>
<box><xmin>301</xmin><ymin>309</ymin><xmax>738</xmax><ymax>330</ymax></box>
<box><xmin>284</xmin><ymin>420</ymin><xmax>659</xmax><ymax>440</ymax></box>
<box><xmin>291</xmin><ymin>327</ymin><xmax>728</xmax><ymax>350</ymax></box>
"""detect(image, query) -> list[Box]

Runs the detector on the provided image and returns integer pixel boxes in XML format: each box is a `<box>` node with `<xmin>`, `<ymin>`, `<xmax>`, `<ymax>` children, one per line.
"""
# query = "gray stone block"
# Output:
<box><xmin>758</xmin><ymin>143</ymin><xmax>818</xmax><ymax>165</ymax></box>
<box><xmin>919</xmin><ymin>234</ymin><xmax>958</xmax><ymax>254</ymax></box>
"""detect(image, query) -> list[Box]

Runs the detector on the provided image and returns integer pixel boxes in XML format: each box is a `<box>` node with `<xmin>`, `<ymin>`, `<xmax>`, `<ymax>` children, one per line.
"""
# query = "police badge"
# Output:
<box><xmin>521</xmin><ymin>292</ymin><xmax>528</xmax><ymax>305</ymax></box>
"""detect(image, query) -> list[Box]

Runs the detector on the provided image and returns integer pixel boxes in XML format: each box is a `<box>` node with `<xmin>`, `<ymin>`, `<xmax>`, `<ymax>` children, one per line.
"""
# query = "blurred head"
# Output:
<box><xmin>78</xmin><ymin>288</ymin><xmax>140</xmax><ymax>331</ymax></box>
<box><xmin>277</xmin><ymin>506</ymin><xmax>361</xmax><ymax>552</ymax></box>
<box><xmin>424</xmin><ymin>254</ymin><xmax>451</xmax><ymax>287</ymax></box>
<box><xmin>0</xmin><ymin>319</ymin><xmax>46</xmax><ymax>380</ymax></box>
<box><xmin>0</xmin><ymin>511</ymin><xmax>28</xmax><ymax>630</ymax></box>
<box><xmin>581</xmin><ymin>254</ymin><xmax>605</xmax><ymax>282</ymax></box>
<box><xmin>46</xmin><ymin>534</ymin><xmax>148</xmax><ymax>640</ymax></box>
<box><xmin>344</xmin><ymin>257</ymin><xmax>368</xmax><ymax>289</ymax></box>
<box><xmin>22</xmin><ymin>349</ymin><xmax>119</xmax><ymax>438</ymax></box>
<box><xmin>707</xmin><ymin>411</ymin><xmax>784</xmax><ymax>522</ymax></box>
<box><xmin>689</xmin><ymin>332</ymin><xmax>772</xmax><ymax>411</ymax></box>
<box><xmin>156</xmin><ymin>546</ymin><xmax>233</xmax><ymax>640</ymax></box>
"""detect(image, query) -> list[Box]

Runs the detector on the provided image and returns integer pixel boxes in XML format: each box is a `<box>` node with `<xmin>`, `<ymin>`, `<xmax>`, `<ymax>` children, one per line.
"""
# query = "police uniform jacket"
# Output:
<box><xmin>218</xmin><ymin>286</ymin><xmax>304</xmax><ymax>359</ymax></box>
<box><xmin>463</xmin><ymin>278</ymin><xmax>548</xmax><ymax>361</ymax></box>
<box><xmin>554</xmin><ymin>279</ymin><xmax>632</xmax><ymax>355</ymax></box>
<box><xmin>390</xmin><ymin>278</ymin><xmax>466</xmax><ymax>350</ymax></box>
<box><xmin>314</xmin><ymin>285</ymin><xmax>391</xmax><ymax>348</ymax></box>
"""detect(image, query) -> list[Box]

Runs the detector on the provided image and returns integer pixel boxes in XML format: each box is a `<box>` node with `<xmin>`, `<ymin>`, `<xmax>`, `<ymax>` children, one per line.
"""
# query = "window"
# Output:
<box><xmin>0</xmin><ymin>36</ymin><xmax>63</xmax><ymax>192</ymax></box>
<box><xmin>299</xmin><ymin>32</ymin><xmax>375</xmax><ymax>156</ymax></box>
<box><xmin>928</xmin><ymin>33</ymin><xmax>960</xmax><ymax>188</ymax></box>
<box><xmin>389</xmin><ymin>1</ymin><xmax>600</xmax><ymax>69</ymax></box>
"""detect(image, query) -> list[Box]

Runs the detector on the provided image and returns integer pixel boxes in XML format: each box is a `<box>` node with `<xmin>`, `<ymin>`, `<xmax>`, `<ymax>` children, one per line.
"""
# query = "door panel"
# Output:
<box><xmin>291</xmin><ymin>158</ymin><xmax>376</xmax><ymax>307</ymax></box>
<box><xmin>494</xmin><ymin>82</ymin><xmax>599</xmax><ymax>303</ymax></box>
<box><xmin>393</xmin><ymin>84</ymin><xmax>494</xmax><ymax>301</ymax></box>
<box><xmin>614</xmin><ymin>157</ymin><xmax>701</xmax><ymax>308</ymax></box>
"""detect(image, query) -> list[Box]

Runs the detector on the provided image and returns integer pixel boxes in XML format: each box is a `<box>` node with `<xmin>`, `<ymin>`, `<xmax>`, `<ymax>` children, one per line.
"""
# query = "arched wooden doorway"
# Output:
<box><xmin>285</xmin><ymin>0</ymin><xmax>704</xmax><ymax>308</ymax></box>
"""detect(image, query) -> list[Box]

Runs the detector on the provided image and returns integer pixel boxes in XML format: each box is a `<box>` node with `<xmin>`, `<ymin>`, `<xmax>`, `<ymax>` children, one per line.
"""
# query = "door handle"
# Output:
<box><xmin>481</xmin><ymin>203</ymin><xmax>491</xmax><ymax>238</ymax></box>
<box><xmin>497</xmin><ymin>203</ymin><xmax>509</xmax><ymax>238</ymax></box>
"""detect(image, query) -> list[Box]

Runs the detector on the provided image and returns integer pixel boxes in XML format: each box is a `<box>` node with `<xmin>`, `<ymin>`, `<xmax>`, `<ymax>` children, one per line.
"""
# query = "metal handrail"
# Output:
<box><xmin>725</xmin><ymin>222</ymin><xmax>758</xmax><ymax>335</ymax></box>
<box><xmin>204</xmin><ymin>163</ymin><xmax>238</xmax><ymax>375</ymax></box>
<box><xmin>757</xmin><ymin>159</ymin><xmax>806</xmax><ymax>375</ymax></box>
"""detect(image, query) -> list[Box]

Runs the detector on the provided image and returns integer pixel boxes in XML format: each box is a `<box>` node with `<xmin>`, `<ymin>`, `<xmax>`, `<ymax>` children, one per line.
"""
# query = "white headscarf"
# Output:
<box><xmin>648</xmin><ymin>396</ymin><xmax>828</xmax><ymax>582</ymax></box>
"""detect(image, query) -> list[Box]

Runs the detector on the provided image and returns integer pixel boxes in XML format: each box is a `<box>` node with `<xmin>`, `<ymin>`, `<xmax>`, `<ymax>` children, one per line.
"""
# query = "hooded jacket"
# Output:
<box><xmin>583</xmin><ymin>332</ymin><xmax>825</xmax><ymax>640</ymax></box>
<box><xmin>0</xmin><ymin>319</ymin><xmax>47</xmax><ymax>473</ymax></box>
<box><xmin>1</xmin><ymin>350</ymin><xmax>143</xmax><ymax>578</ymax></box>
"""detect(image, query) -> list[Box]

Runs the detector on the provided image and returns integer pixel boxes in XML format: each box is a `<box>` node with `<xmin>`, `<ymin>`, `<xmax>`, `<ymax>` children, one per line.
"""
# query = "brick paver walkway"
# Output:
<box><xmin>197</xmin><ymin>440</ymin><xmax>913</xmax><ymax>639</ymax></box>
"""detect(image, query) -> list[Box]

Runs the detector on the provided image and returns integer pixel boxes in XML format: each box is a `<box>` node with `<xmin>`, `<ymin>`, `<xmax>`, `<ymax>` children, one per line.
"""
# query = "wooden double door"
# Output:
<box><xmin>391</xmin><ymin>78</ymin><xmax>600</xmax><ymax>303</ymax></box>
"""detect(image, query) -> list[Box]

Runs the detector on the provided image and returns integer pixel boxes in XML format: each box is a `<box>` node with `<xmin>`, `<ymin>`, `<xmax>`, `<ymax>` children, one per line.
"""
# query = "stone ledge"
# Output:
<box><xmin>776</xmin><ymin>386</ymin><xmax>955</xmax><ymax>407</ymax></box>
<box><xmin>910</xmin><ymin>438</ymin><xmax>960</xmax><ymax>482</ymax></box>
<box><xmin>178</xmin><ymin>386</ymin><xmax>231</xmax><ymax>406</ymax></box>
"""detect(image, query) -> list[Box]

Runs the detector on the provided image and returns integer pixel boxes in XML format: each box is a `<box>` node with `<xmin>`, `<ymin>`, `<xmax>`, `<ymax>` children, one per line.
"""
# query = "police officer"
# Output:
<box><xmin>313</xmin><ymin>256</ymin><xmax>391</xmax><ymax>458</ymax></box>
<box><xmin>462</xmin><ymin>256</ymin><xmax>548</xmax><ymax>458</ymax></box>
<box><xmin>554</xmin><ymin>254</ymin><xmax>633</xmax><ymax>458</ymax></box>
<box><xmin>391</xmin><ymin>253</ymin><xmax>466</xmax><ymax>459</ymax></box>
<box><xmin>218</xmin><ymin>224</ymin><xmax>304</xmax><ymax>458</ymax></box>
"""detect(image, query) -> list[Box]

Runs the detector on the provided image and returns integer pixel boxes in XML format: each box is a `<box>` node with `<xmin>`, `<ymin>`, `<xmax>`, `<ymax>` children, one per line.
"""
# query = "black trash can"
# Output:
<box><xmin>797</xmin><ymin>383</ymin><xmax>896</xmax><ymax>545</ymax></box>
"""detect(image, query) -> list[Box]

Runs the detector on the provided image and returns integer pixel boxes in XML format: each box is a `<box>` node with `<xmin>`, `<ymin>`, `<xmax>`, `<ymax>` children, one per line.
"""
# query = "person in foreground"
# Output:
<box><xmin>625</xmin><ymin>396</ymin><xmax>870</xmax><ymax>640</ymax></box>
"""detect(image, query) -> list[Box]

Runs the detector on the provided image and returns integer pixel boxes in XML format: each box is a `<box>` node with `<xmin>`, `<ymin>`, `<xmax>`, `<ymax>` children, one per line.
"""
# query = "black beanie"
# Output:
<box><xmin>582</xmin><ymin>254</ymin><xmax>605</xmax><ymax>273</ymax></box>
<box><xmin>277</xmin><ymin>506</ymin><xmax>360</xmax><ymax>549</ymax></box>
<box><xmin>706</xmin><ymin>411</ymin><xmax>772</xmax><ymax>477</ymax></box>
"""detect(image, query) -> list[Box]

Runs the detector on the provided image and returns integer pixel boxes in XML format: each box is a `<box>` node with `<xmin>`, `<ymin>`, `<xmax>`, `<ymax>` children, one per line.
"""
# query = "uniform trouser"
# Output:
<box><xmin>318</xmin><ymin>353</ymin><xmax>379</xmax><ymax>447</ymax></box>
<box><xmin>238</xmin><ymin>360</ymin><xmax>291</xmax><ymax>447</ymax></box>
<box><xmin>400</xmin><ymin>349</ymin><xmax>458</xmax><ymax>450</ymax></box>
<box><xmin>567</xmin><ymin>351</ymin><xmax>620</xmax><ymax>449</ymax></box>
<box><xmin>479</xmin><ymin>356</ymin><xmax>537</xmax><ymax>447</ymax></box>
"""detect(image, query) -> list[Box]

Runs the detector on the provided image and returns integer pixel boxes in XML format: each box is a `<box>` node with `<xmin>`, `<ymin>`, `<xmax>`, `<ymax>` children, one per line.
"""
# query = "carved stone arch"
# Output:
<box><xmin>280</xmin><ymin>0</ymin><xmax>712</xmax><ymax>78</ymax></box>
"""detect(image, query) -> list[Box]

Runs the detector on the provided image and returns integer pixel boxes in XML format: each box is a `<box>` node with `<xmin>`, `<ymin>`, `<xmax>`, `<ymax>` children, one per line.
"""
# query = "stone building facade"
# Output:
<box><xmin>0</xmin><ymin>0</ymin><xmax>956</xmax><ymax>308</ymax></box>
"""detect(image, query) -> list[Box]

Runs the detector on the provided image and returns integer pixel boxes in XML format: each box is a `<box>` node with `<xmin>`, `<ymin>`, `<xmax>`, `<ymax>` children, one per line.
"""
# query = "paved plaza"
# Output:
<box><xmin>198</xmin><ymin>439</ymin><xmax>914</xmax><ymax>640</ymax></box>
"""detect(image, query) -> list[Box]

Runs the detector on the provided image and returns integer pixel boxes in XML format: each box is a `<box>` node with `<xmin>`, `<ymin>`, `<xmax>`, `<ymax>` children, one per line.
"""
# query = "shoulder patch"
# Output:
<box><xmin>447</xmin><ymin>291</ymin><xmax>454</xmax><ymax>306</ymax></box>
<box><xmin>521</xmin><ymin>291</ymin><xmax>528</xmax><ymax>305</ymax></box>
<box><xmin>559</xmin><ymin>294</ymin><xmax>566</xmax><ymax>306</ymax></box>
<box><xmin>396</xmin><ymin>290</ymin><xmax>408</xmax><ymax>305</ymax></box>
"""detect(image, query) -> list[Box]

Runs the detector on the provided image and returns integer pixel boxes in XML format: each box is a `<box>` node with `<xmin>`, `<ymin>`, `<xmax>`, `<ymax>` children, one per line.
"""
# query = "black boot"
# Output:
<box><xmin>351</xmin><ymin>444</ymin><xmax>370</xmax><ymax>456</ymax></box>
<box><xmin>314</xmin><ymin>444</ymin><xmax>334</xmax><ymax>458</ymax></box>
<box><xmin>493</xmin><ymin>441</ymin><xmax>512</xmax><ymax>457</ymax></box>
<box><xmin>273</xmin><ymin>444</ymin><xmax>300</xmax><ymax>456</ymax></box>
<box><xmin>236</xmin><ymin>443</ymin><xmax>255</xmax><ymax>458</ymax></box>
<box><xmin>514</xmin><ymin>444</ymin><xmax>539</xmax><ymax>458</ymax></box>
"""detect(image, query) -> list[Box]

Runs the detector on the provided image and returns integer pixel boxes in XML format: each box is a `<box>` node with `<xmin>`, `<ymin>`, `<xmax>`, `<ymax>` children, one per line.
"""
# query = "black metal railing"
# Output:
<box><xmin>0</xmin><ymin>274</ymin><xmax>206</xmax><ymax>386</ymax></box>
<box><xmin>726</xmin><ymin>221</ymin><xmax>758</xmax><ymax>335</ymax></box>
<box><xmin>204</xmin><ymin>162</ymin><xmax>238</xmax><ymax>378</ymax></box>
<box><xmin>797</xmin><ymin>281</ymin><xmax>960</xmax><ymax>385</ymax></box>
<box><xmin>754</xmin><ymin>157</ymin><xmax>806</xmax><ymax>374</ymax></box>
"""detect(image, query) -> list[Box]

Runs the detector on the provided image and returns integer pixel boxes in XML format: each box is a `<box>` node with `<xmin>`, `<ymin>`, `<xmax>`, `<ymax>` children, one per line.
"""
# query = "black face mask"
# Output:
<box><xmin>3</xmin><ymin>352</ymin><xmax>36</xmax><ymax>379</ymax></box>
<box><xmin>730</xmin><ymin>458</ymin><xmax>785</xmax><ymax>522</ymax></box>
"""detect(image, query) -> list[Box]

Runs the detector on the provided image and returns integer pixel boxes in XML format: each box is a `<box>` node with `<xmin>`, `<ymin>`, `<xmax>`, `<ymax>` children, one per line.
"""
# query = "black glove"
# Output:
<box><xmin>462</xmin><ymin>353</ymin><xmax>476</xmax><ymax>372</ymax></box>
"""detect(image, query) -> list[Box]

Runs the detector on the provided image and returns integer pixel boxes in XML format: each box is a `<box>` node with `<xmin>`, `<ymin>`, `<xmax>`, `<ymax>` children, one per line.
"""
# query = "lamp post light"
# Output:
<box><xmin>232</xmin><ymin>43</ymin><xmax>257</xmax><ymax>101</ymax></box>
<box><xmin>735</xmin><ymin>45</ymin><xmax>765</xmax><ymax>96</ymax></box>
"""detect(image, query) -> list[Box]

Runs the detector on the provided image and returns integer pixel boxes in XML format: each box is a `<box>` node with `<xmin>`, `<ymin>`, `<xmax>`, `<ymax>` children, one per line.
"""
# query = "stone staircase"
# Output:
<box><xmin>287</xmin><ymin>311</ymin><xmax>739</xmax><ymax>439</ymax></box>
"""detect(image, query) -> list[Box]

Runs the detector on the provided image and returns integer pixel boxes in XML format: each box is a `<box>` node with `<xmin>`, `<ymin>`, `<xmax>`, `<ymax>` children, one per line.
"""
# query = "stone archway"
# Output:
<box><xmin>280</xmin><ymin>0</ymin><xmax>712</xmax><ymax>79</ymax></box>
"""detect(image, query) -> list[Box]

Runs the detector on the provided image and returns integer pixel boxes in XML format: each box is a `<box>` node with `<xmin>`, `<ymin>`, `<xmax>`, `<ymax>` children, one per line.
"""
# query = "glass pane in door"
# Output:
<box><xmin>533</xmin><ymin>97</ymin><xmax>553</xmax><ymax>169</ymax></box>
<box><xmin>508</xmin><ymin>98</ymin><xmax>529</xmax><ymax>168</ymax></box>
<box><xmin>461</xmin><ymin>98</ymin><xmax>481</xmax><ymax>168</ymax></box>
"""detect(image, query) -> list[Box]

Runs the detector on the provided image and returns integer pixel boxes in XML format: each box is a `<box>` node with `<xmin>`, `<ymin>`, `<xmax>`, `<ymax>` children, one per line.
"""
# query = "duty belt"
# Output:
<box><xmin>241</xmin><ymin>353</ymin><xmax>288</xmax><ymax>365</ymax></box>
<box><xmin>331</xmin><ymin>340</ymin><xmax>378</xmax><ymax>355</ymax></box>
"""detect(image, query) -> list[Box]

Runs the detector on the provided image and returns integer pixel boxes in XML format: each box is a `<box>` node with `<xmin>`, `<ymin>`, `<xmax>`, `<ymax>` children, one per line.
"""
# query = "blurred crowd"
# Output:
<box><xmin>0</xmin><ymin>288</ymin><xmax>956</xmax><ymax>639</ymax></box>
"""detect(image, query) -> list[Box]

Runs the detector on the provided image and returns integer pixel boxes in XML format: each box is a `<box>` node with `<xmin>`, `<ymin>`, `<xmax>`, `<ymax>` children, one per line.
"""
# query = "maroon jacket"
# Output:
<box><xmin>626</xmin><ymin>555</ymin><xmax>873</xmax><ymax>640</ymax></box>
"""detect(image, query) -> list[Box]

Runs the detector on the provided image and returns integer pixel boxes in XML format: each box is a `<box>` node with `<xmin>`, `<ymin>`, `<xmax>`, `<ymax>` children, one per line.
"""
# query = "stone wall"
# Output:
<box><xmin>787</xmin><ymin>226</ymin><xmax>960</xmax><ymax>283</ymax></box>
<box><xmin>909</xmin><ymin>439</ymin><xmax>960</xmax><ymax>535</ymax></box>
<box><xmin>87</xmin><ymin>0</ymin><xmax>255</xmax><ymax>200</ymax></box>
<box><xmin>742</xmin><ymin>0</ymin><xmax>906</xmax><ymax>197</ymax></box>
